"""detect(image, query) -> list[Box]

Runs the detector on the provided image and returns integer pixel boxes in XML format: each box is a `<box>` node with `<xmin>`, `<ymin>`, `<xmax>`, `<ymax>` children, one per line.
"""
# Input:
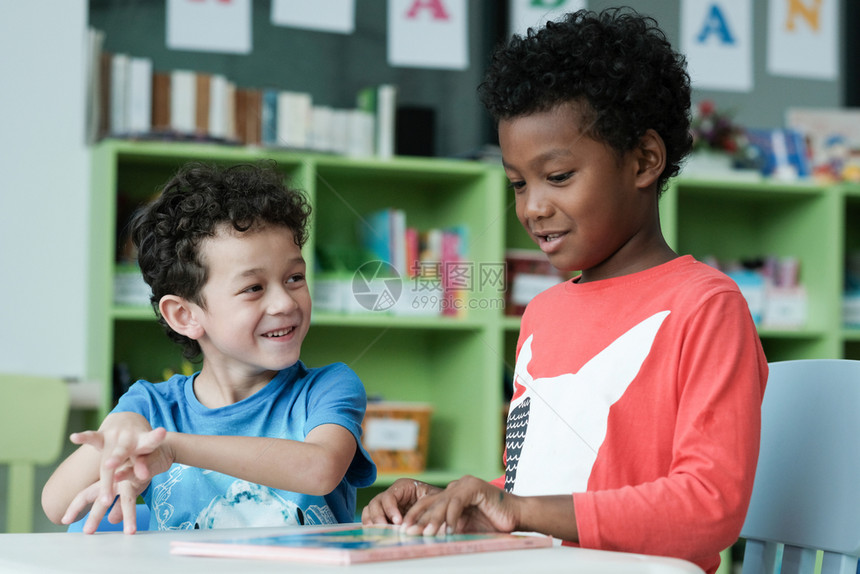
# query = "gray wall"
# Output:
<box><xmin>596</xmin><ymin>0</ymin><xmax>844</xmax><ymax>131</ymax></box>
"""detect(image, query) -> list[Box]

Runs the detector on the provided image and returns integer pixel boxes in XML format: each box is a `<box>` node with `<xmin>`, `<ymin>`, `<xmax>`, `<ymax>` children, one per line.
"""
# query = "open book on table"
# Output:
<box><xmin>170</xmin><ymin>524</ymin><xmax>552</xmax><ymax>565</ymax></box>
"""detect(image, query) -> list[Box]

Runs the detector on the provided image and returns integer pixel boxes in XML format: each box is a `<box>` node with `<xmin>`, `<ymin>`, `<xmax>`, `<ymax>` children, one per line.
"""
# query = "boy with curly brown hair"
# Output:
<box><xmin>44</xmin><ymin>162</ymin><xmax>376</xmax><ymax>533</ymax></box>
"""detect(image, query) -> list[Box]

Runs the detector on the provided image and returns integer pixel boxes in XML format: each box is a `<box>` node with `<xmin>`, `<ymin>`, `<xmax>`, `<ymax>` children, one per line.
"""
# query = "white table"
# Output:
<box><xmin>0</xmin><ymin>526</ymin><xmax>704</xmax><ymax>573</ymax></box>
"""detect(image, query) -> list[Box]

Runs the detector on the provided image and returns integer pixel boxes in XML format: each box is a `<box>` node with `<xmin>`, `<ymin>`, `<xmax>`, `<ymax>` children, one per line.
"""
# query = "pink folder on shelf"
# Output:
<box><xmin>170</xmin><ymin>524</ymin><xmax>552</xmax><ymax>565</ymax></box>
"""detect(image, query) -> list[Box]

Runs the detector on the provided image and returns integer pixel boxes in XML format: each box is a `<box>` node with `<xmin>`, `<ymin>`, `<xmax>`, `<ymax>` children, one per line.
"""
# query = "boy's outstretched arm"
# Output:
<box><xmin>164</xmin><ymin>423</ymin><xmax>358</xmax><ymax>496</ymax></box>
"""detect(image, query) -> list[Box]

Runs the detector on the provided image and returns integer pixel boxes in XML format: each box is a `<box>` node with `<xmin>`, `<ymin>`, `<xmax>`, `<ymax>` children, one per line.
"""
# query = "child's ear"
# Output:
<box><xmin>634</xmin><ymin>129</ymin><xmax>667</xmax><ymax>188</ymax></box>
<box><xmin>159</xmin><ymin>295</ymin><xmax>204</xmax><ymax>340</ymax></box>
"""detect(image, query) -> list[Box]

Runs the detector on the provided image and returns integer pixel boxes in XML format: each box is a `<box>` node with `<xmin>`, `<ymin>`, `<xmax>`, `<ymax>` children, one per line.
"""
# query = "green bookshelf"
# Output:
<box><xmin>87</xmin><ymin>140</ymin><xmax>860</xmax><ymax>508</ymax></box>
<box><xmin>87</xmin><ymin>140</ymin><xmax>509</xmax><ymax>502</ymax></box>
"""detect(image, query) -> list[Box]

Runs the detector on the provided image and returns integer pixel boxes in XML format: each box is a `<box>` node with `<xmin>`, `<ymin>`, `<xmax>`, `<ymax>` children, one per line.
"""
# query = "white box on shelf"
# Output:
<box><xmin>113</xmin><ymin>266</ymin><xmax>151</xmax><ymax>306</ymax></box>
<box><xmin>763</xmin><ymin>286</ymin><xmax>807</xmax><ymax>328</ymax></box>
<box><xmin>393</xmin><ymin>282</ymin><xmax>442</xmax><ymax>317</ymax></box>
<box><xmin>313</xmin><ymin>275</ymin><xmax>352</xmax><ymax>313</ymax></box>
<box><xmin>843</xmin><ymin>292</ymin><xmax>860</xmax><ymax>327</ymax></box>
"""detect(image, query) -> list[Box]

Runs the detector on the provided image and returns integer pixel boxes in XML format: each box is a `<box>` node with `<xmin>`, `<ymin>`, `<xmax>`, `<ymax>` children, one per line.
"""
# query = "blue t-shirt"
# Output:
<box><xmin>111</xmin><ymin>361</ymin><xmax>376</xmax><ymax>530</ymax></box>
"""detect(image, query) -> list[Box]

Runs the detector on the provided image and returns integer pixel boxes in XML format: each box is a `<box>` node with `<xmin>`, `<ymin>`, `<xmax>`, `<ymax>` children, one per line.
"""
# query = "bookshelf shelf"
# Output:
<box><xmin>111</xmin><ymin>305</ymin><xmax>156</xmax><ymax>321</ymax></box>
<box><xmin>87</xmin><ymin>139</ymin><xmax>860</xmax><ymax>505</ymax></box>
<box><xmin>311</xmin><ymin>312</ymin><xmax>486</xmax><ymax>330</ymax></box>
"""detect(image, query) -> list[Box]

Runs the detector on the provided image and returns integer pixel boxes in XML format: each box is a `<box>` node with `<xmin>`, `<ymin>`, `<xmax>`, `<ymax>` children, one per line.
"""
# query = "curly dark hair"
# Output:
<box><xmin>129</xmin><ymin>161</ymin><xmax>312</xmax><ymax>360</ymax></box>
<box><xmin>478</xmin><ymin>7</ymin><xmax>692</xmax><ymax>193</ymax></box>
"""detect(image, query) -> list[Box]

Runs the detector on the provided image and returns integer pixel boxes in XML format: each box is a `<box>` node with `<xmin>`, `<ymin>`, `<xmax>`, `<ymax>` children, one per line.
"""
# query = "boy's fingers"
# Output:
<box><xmin>401</xmin><ymin>491</ymin><xmax>437</xmax><ymax>530</ymax></box>
<box><xmin>82</xmin><ymin>495</ymin><xmax>114</xmax><ymax>534</ymax></box>
<box><xmin>361</xmin><ymin>492</ymin><xmax>401</xmax><ymax>525</ymax></box>
<box><xmin>70</xmin><ymin>431</ymin><xmax>103</xmax><ymax>449</ymax></box>
<box><xmin>98</xmin><ymin>463</ymin><xmax>119</xmax><ymax>504</ymax></box>
<box><xmin>61</xmin><ymin>486</ymin><xmax>94</xmax><ymax>525</ymax></box>
<box><xmin>137</xmin><ymin>427</ymin><xmax>167</xmax><ymax>452</ymax></box>
<box><xmin>380</xmin><ymin>494</ymin><xmax>404</xmax><ymax>525</ymax></box>
<box><xmin>118</xmin><ymin>486</ymin><xmax>139</xmax><ymax>534</ymax></box>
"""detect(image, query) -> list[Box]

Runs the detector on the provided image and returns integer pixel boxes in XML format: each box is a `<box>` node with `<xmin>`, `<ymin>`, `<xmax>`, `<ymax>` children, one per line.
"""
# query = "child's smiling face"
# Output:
<box><xmin>191</xmin><ymin>223</ymin><xmax>311</xmax><ymax>381</ymax></box>
<box><xmin>500</xmin><ymin>101</ymin><xmax>659</xmax><ymax>282</ymax></box>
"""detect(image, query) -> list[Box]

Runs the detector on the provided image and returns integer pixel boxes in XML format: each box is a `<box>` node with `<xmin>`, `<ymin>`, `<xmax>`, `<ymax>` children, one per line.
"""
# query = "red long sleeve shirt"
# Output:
<box><xmin>500</xmin><ymin>256</ymin><xmax>767</xmax><ymax>574</ymax></box>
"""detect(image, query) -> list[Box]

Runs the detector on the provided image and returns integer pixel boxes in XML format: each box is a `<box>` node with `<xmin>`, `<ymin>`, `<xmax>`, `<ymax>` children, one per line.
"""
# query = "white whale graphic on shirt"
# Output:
<box><xmin>507</xmin><ymin>310</ymin><xmax>670</xmax><ymax>496</ymax></box>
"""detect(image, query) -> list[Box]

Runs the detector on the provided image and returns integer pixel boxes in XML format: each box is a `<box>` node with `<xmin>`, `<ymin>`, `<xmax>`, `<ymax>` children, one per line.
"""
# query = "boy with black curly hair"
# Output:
<box><xmin>362</xmin><ymin>8</ymin><xmax>767</xmax><ymax>573</ymax></box>
<box><xmin>44</xmin><ymin>161</ymin><xmax>376</xmax><ymax>533</ymax></box>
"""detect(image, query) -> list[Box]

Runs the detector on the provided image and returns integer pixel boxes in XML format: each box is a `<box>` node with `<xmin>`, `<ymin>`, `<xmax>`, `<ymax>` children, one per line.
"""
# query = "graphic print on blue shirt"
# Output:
<box><xmin>150</xmin><ymin>464</ymin><xmax>338</xmax><ymax>530</ymax></box>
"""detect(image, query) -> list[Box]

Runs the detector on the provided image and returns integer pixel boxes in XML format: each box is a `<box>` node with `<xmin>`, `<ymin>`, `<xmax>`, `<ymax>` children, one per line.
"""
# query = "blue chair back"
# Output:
<box><xmin>741</xmin><ymin>359</ymin><xmax>860</xmax><ymax>574</ymax></box>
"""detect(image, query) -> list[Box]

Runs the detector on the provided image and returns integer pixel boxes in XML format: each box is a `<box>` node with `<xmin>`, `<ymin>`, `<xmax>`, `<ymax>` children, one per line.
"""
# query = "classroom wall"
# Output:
<box><xmin>0</xmin><ymin>0</ymin><xmax>90</xmax><ymax>379</ymax></box>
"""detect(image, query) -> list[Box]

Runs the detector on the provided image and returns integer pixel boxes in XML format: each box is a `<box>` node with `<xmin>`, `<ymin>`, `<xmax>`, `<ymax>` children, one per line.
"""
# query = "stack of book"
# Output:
<box><xmin>314</xmin><ymin>208</ymin><xmax>468</xmax><ymax>317</ymax></box>
<box><xmin>87</xmin><ymin>28</ymin><xmax>395</xmax><ymax>157</ymax></box>
<box><xmin>358</xmin><ymin>208</ymin><xmax>468</xmax><ymax>317</ymax></box>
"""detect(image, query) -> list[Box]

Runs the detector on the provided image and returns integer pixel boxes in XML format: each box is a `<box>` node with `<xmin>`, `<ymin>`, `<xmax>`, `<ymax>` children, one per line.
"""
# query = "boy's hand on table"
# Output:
<box><xmin>361</xmin><ymin>478</ymin><xmax>443</xmax><ymax>526</ymax></box>
<box><xmin>400</xmin><ymin>475</ymin><xmax>519</xmax><ymax>536</ymax></box>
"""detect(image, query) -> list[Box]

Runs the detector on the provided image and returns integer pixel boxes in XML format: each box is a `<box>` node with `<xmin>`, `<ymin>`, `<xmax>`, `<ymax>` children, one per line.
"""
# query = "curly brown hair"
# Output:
<box><xmin>130</xmin><ymin>161</ymin><xmax>312</xmax><ymax>360</ymax></box>
<box><xmin>478</xmin><ymin>7</ymin><xmax>692</xmax><ymax>193</ymax></box>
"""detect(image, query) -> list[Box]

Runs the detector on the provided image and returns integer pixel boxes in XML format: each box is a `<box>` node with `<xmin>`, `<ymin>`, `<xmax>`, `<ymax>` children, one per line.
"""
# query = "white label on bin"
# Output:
<box><xmin>365</xmin><ymin>418</ymin><xmax>420</xmax><ymax>450</ymax></box>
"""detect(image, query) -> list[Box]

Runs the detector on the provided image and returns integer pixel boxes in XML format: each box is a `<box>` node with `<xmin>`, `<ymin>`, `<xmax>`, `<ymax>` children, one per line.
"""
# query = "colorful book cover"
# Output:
<box><xmin>170</xmin><ymin>524</ymin><xmax>552</xmax><ymax>565</ymax></box>
<box><xmin>359</xmin><ymin>208</ymin><xmax>392</xmax><ymax>264</ymax></box>
<box><xmin>389</xmin><ymin>208</ymin><xmax>407</xmax><ymax>276</ymax></box>
<box><xmin>261</xmin><ymin>88</ymin><xmax>279</xmax><ymax>147</ymax></box>
<box><xmin>405</xmin><ymin>227</ymin><xmax>420</xmax><ymax>277</ymax></box>
<box><xmin>441</xmin><ymin>227</ymin><xmax>464</xmax><ymax>317</ymax></box>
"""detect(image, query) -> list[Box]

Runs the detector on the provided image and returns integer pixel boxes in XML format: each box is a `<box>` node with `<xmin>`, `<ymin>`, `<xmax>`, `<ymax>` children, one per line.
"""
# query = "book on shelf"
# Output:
<box><xmin>357</xmin><ymin>83</ymin><xmax>397</xmax><ymax>158</ymax></box>
<box><xmin>358</xmin><ymin>207</ymin><xmax>413</xmax><ymax>277</ymax></box>
<box><xmin>309</xmin><ymin>105</ymin><xmax>333</xmax><ymax>151</ymax></box>
<box><xmin>105</xmin><ymin>53</ymin><xmax>153</xmax><ymax>136</ymax></box>
<box><xmin>194</xmin><ymin>73</ymin><xmax>211</xmax><ymax>135</ymax></box>
<box><xmin>169</xmin><ymin>524</ymin><xmax>552</xmax><ymax>565</ymax></box>
<box><xmin>261</xmin><ymin>88</ymin><xmax>279</xmax><ymax>147</ymax></box>
<box><xmin>207</xmin><ymin>74</ymin><xmax>234</xmax><ymax>141</ymax></box>
<box><xmin>405</xmin><ymin>227</ymin><xmax>420</xmax><ymax>278</ymax></box>
<box><xmin>109</xmin><ymin>53</ymin><xmax>129</xmax><ymax>135</ymax></box>
<box><xmin>127</xmin><ymin>57</ymin><xmax>152</xmax><ymax>135</ymax></box>
<box><xmin>376</xmin><ymin>84</ymin><xmax>397</xmax><ymax>159</ymax></box>
<box><xmin>85</xmin><ymin>27</ymin><xmax>106</xmax><ymax>143</ymax></box>
<box><xmin>346</xmin><ymin>108</ymin><xmax>375</xmax><ymax>157</ymax></box>
<box><xmin>98</xmin><ymin>50</ymin><xmax>112</xmax><ymax>139</ymax></box>
<box><xmin>358</xmin><ymin>208</ymin><xmax>396</xmax><ymax>268</ymax></box>
<box><xmin>441</xmin><ymin>226</ymin><xmax>467</xmax><ymax>317</ymax></box>
<box><xmin>170</xmin><ymin>69</ymin><xmax>197</xmax><ymax>135</ymax></box>
<box><xmin>151</xmin><ymin>71</ymin><xmax>171</xmax><ymax>132</ymax></box>
<box><xmin>235</xmin><ymin>88</ymin><xmax>262</xmax><ymax>146</ymax></box>
<box><xmin>276</xmin><ymin>91</ymin><xmax>312</xmax><ymax>149</ymax></box>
